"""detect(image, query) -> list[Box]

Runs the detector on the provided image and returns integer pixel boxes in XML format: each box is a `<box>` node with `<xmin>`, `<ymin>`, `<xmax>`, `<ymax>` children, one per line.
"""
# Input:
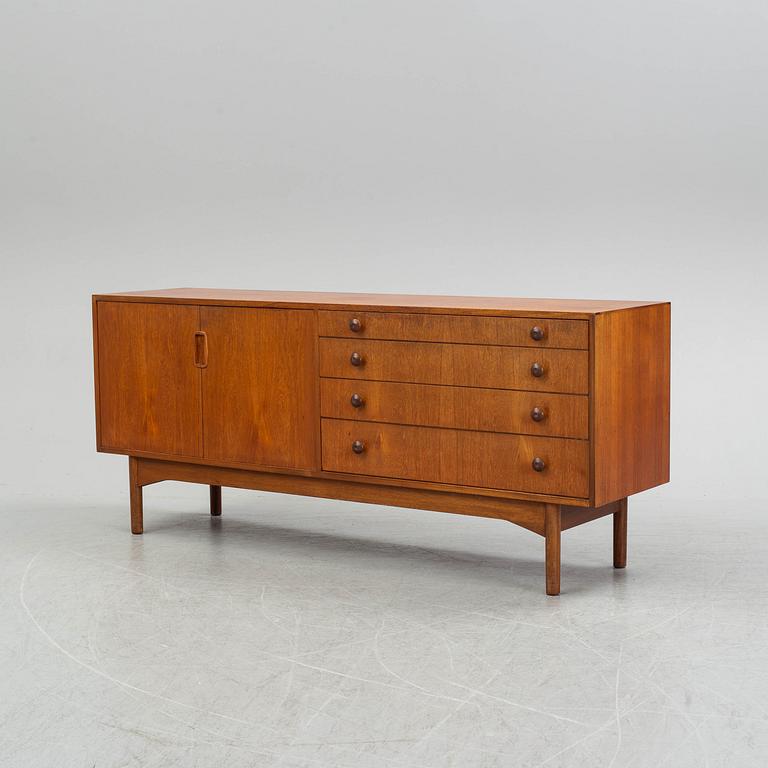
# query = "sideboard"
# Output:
<box><xmin>92</xmin><ymin>289</ymin><xmax>670</xmax><ymax>595</ymax></box>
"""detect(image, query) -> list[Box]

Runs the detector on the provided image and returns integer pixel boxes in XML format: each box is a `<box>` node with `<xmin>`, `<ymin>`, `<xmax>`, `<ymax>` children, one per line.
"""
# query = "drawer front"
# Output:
<box><xmin>322</xmin><ymin>419</ymin><xmax>458</xmax><ymax>485</ymax></box>
<box><xmin>322</xmin><ymin>419</ymin><xmax>589</xmax><ymax>498</ymax></box>
<box><xmin>320</xmin><ymin>378</ymin><xmax>589</xmax><ymax>439</ymax></box>
<box><xmin>319</xmin><ymin>310</ymin><xmax>589</xmax><ymax>349</ymax></box>
<box><xmin>457</xmin><ymin>431</ymin><xmax>589</xmax><ymax>498</ymax></box>
<box><xmin>319</xmin><ymin>338</ymin><xmax>589</xmax><ymax>394</ymax></box>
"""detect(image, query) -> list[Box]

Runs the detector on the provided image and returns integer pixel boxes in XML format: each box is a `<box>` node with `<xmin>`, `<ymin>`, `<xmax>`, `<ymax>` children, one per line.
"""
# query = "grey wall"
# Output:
<box><xmin>2</xmin><ymin>1</ymin><xmax>767</xmax><ymax>503</ymax></box>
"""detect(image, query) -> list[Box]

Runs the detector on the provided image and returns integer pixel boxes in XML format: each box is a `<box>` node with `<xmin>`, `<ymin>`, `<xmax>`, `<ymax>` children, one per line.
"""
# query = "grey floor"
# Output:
<box><xmin>1</xmin><ymin>489</ymin><xmax>766</xmax><ymax>768</ymax></box>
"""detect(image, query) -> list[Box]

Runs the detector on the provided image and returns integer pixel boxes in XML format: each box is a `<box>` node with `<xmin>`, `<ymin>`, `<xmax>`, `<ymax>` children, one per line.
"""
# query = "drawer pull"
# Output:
<box><xmin>531</xmin><ymin>362</ymin><xmax>545</xmax><ymax>378</ymax></box>
<box><xmin>349</xmin><ymin>318</ymin><xmax>363</xmax><ymax>332</ymax></box>
<box><xmin>352</xmin><ymin>440</ymin><xmax>366</xmax><ymax>454</ymax></box>
<box><xmin>532</xmin><ymin>457</ymin><xmax>546</xmax><ymax>472</ymax></box>
<box><xmin>530</xmin><ymin>326</ymin><xmax>545</xmax><ymax>341</ymax></box>
<box><xmin>350</xmin><ymin>393</ymin><xmax>365</xmax><ymax>408</ymax></box>
<box><xmin>531</xmin><ymin>407</ymin><xmax>546</xmax><ymax>422</ymax></box>
<box><xmin>350</xmin><ymin>352</ymin><xmax>364</xmax><ymax>367</ymax></box>
<box><xmin>194</xmin><ymin>331</ymin><xmax>208</xmax><ymax>368</ymax></box>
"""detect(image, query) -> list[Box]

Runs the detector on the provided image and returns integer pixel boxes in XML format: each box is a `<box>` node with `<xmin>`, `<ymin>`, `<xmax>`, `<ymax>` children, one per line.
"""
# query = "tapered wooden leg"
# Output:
<box><xmin>210</xmin><ymin>485</ymin><xmax>222</xmax><ymax>516</ymax></box>
<box><xmin>613</xmin><ymin>497</ymin><xmax>628</xmax><ymax>569</ymax></box>
<box><xmin>129</xmin><ymin>457</ymin><xmax>143</xmax><ymax>535</ymax></box>
<box><xmin>544</xmin><ymin>503</ymin><xmax>561</xmax><ymax>596</ymax></box>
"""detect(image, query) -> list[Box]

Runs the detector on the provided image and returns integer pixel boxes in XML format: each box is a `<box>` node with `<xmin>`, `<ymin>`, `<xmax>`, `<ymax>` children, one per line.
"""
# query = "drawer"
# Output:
<box><xmin>319</xmin><ymin>338</ymin><xmax>589</xmax><ymax>394</ymax></box>
<box><xmin>318</xmin><ymin>310</ymin><xmax>589</xmax><ymax>349</ymax></box>
<box><xmin>320</xmin><ymin>378</ymin><xmax>589</xmax><ymax>439</ymax></box>
<box><xmin>322</xmin><ymin>419</ymin><xmax>457</xmax><ymax>485</ymax></box>
<box><xmin>458</xmin><ymin>430</ymin><xmax>589</xmax><ymax>498</ymax></box>
<box><xmin>322</xmin><ymin>419</ymin><xmax>589</xmax><ymax>498</ymax></box>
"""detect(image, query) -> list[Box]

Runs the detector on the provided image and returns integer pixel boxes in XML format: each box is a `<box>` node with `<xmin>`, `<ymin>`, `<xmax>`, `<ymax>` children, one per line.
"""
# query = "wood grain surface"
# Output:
<box><xmin>95</xmin><ymin>289</ymin><xmax>662</xmax><ymax>318</ymax></box>
<box><xmin>320</xmin><ymin>378</ymin><xmax>589</xmax><ymax>438</ymax></box>
<box><xmin>318</xmin><ymin>310</ymin><xmax>588</xmax><ymax>348</ymax></box>
<box><xmin>592</xmin><ymin>303</ymin><xmax>670</xmax><ymax>505</ymax></box>
<box><xmin>96</xmin><ymin>301</ymin><xmax>202</xmax><ymax>457</ymax></box>
<box><xmin>320</xmin><ymin>338</ymin><xmax>589</xmax><ymax>394</ymax></box>
<box><xmin>200</xmin><ymin>307</ymin><xmax>318</xmax><ymax>470</ymax></box>
<box><xmin>321</xmin><ymin>419</ymin><xmax>589</xmax><ymax>497</ymax></box>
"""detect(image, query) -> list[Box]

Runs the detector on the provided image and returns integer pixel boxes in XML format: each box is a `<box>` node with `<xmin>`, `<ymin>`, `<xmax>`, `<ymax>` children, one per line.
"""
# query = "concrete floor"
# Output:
<box><xmin>1</xmin><ymin>490</ymin><xmax>766</xmax><ymax>767</ymax></box>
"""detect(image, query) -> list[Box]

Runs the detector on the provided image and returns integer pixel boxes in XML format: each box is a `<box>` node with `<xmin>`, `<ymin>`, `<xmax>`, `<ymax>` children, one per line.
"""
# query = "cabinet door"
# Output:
<box><xmin>201</xmin><ymin>307</ymin><xmax>317</xmax><ymax>470</ymax></box>
<box><xmin>97</xmin><ymin>302</ymin><xmax>202</xmax><ymax>457</ymax></box>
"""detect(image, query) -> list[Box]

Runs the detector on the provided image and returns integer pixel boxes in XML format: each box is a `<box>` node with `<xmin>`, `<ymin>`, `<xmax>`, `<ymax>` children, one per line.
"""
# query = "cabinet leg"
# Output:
<box><xmin>545</xmin><ymin>503</ymin><xmax>561</xmax><ymax>596</ymax></box>
<box><xmin>210</xmin><ymin>485</ymin><xmax>222</xmax><ymax>516</ymax></box>
<box><xmin>129</xmin><ymin>457</ymin><xmax>143</xmax><ymax>535</ymax></box>
<box><xmin>613</xmin><ymin>498</ymin><xmax>628</xmax><ymax>569</ymax></box>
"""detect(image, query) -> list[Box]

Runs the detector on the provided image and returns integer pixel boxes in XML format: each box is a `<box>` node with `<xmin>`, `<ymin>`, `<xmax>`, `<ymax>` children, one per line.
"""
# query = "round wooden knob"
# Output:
<box><xmin>531</xmin><ymin>362</ymin><xmax>544</xmax><ymax>378</ymax></box>
<box><xmin>531</xmin><ymin>407</ymin><xmax>546</xmax><ymax>422</ymax></box>
<box><xmin>352</xmin><ymin>440</ymin><xmax>365</xmax><ymax>454</ymax></box>
<box><xmin>349</xmin><ymin>318</ymin><xmax>363</xmax><ymax>332</ymax></box>
<box><xmin>350</xmin><ymin>393</ymin><xmax>364</xmax><ymax>408</ymax></box>
<box><xmin>350</xmin><ymin>352</ymin><xmax>364</xmax><ymax>367</ymax></box>
<box><xmin>532</xmin><ymin>457</ymin><xmax>546</xmax><ymax>472</ymax></box>
<box><xmin>530</xmin><ymin>326</ymin><xmax>545</xmax><ymax>341</ymax></box>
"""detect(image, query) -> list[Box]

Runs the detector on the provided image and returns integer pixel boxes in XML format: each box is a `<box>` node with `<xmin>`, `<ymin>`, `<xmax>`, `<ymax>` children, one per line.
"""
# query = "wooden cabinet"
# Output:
<box><xmin>93</xmin><ymin>290</ymin><xmax>671</xmax><ymax>596</ymax></box>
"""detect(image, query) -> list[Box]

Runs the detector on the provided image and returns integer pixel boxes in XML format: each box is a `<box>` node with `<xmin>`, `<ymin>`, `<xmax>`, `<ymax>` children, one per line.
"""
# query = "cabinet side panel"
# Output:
<box><xmin>92</xmin><ymin>296</ymin><xmax>102</xmax><ymax>448</ymax></box>
<box><xmin>593</xmin><ymin>304</ymin><xmax>670</xmax><ymax>505</ymax></box>
<box><xmin>97</xmin><ymin>301</ymin><xmax>203</xmax><ymax>457</ymax></box>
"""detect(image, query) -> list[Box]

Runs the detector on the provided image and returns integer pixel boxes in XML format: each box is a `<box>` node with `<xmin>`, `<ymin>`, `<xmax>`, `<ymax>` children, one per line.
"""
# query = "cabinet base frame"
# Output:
<box><xmin>128</xmin><ymin>457</ymin><xmax>628</xmax><ymax>596</ymax></box>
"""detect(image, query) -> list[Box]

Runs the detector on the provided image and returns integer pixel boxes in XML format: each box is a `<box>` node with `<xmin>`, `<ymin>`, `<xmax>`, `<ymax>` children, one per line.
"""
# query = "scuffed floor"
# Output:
<box><xmin>1</xmin><ymin>490</ymin><xmax>766</xmax><ymax>767</ymax></box>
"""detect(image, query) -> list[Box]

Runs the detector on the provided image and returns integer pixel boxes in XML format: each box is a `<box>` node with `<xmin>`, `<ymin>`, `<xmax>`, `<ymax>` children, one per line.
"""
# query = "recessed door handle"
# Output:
<box><xmin>194</xmin><ymin>331</ymin><xmax>208</xmax><ymax>368</ymax></box>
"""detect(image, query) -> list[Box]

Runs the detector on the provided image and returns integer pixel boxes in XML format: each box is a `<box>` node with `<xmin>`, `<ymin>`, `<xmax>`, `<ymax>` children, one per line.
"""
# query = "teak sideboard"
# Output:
<box><xmin>92</xmin><ymin>289</ymin><xmax>671</xmax><ymax>595</ymax></box>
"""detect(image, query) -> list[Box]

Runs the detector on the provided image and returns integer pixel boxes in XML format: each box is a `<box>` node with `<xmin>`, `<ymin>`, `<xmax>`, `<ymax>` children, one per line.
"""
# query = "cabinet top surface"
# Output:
<box><xmin>94</xmin><ymin>288</ymin><xmax>667</xmax><ymax>317</ymax></box>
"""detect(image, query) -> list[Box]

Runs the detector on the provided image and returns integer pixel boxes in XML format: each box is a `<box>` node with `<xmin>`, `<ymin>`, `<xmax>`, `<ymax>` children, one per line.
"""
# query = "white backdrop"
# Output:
<box><xmin>2</xmin><ymin>1</ymin><xmax>767</xmax><ymax>504</ymax></box>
